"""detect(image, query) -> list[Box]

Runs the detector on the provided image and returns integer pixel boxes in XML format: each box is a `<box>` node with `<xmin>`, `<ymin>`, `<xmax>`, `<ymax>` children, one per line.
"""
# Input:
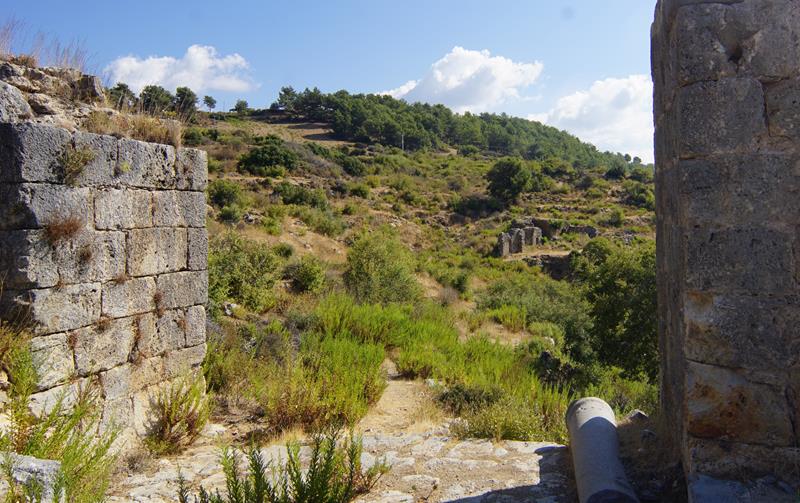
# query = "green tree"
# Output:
<box><xmin>575</xmin><ymin>239</ymin><xmax>658</xmax><ymax>380</ymax></box>
<box><xmin>485</xmin><ymin>157</ymin><xmax>532</xmax><ymax>204</ymax></box>
<box><xmin>108</xmin><ymin>82</ymin><xmax>136</xmax><ymax>110</ymax></box>
<box><xmin>173</xmin><ymin>86</ymin><xmax>198</xmax><ymax>121</ymax></box>
<box><xmin>233</xmin><ymin>99</ymin><xmax>249</xmax><ymax>114</ymax></box>
<box><xmin>276</xmin><ymin>86</ymin><xmax>299</xmax><ymax>113</ymax></box>
<box><xmin>140</xmin><ymin>85</ymin><xmax>174</xmax><ymax>115</ymax></box>
<box><xmin>203</xmin><ymin>95</ymin><xmax>216</xmax><ymax>110</ymax></box>
<box><xmin>343</xmin><ymin>230</ymin><xmax>420</xmax><ymax>304</ymax></box>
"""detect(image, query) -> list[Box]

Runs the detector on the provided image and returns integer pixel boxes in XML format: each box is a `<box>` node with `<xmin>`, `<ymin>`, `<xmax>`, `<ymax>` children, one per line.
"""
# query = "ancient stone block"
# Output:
<box><xmin>685</xmin><ymin>293</ymin><xmax>800</xmax><ymax>370</ymax></box>
<box><xmin>72</xmin><ymin>316</ymin><xmax>138</xmax><ymax>375</ymax></box>
<box><xmin>153</xmin><ymin>190</ymin><xmax>206</xmax><ymax>227</ymax></box>
<box><xmin>184</xmin><ymin>305</ymin><xmax>206</xmax><ymax>347</ymax></box>
<box><xmin>0</xmin><ymin>80</ymin><xmax>34</xmax><ymax>123</ymax></box>
<box><xmin>70</xmin><ymin>131</ymin><xmax>119</xmax><ymax>186</ymax></box>
<box><xmin>28</xmin><ymin>378</ymin><xmax>86</xmax><ymax>417</ymax></box>
<box><xmin>187</xmin><ymin>228</ymin><xmax>208</xmax><ymax>270</ymax></box>
<box><xmin>101</xmin><ymin>276</ymin><xmax>156</xmax><ymax>318</ymax></box>
<box><xmin>685</xmin><ymin>361</ymin><xmax>793</xmax><ymax>446</ymax></box>
<box><xmin>0</xmin><ymin>122</ymin><xmax>71</xmax><ymax>183</ymax></box>
<box><xmin>11</xmin><ymin>283</ymin><xmax>101</xmax><ymax>335</ymax></box>
<box><xmin>685</xmin><ymin>228</ymin><xmax>794</xmax><ymax>294</ymax></box>
<box><xmin>509</xmin><ymin>229</ymin><xmax>524</xmax><ymax>254</ymax></box>
<box><xmin>126</xmin><ymin>228</ymin><xmax>188</xmax><ymax>276</ymax></box>
<box><xmin>115</xmin><ymin>138</ymin><xmax>176</xmax><ymax>189</ymax></box>
<box><xmin>495</xmin><ymin>233</ymin><xmax>510</xmax><ymax>257</ymax></box>
<box><xmin>94</xmin><ymin>188</ymin><xmax>153</xmax><ymax>229</ymax></box>
<box><xmin>30</xmin><ymin>333</ymin><xmax>75</xmax><ymax>390</ymax></box>
<box><xmin>676</xmin><ymin>78</ymin><xmax>766</xmax><ymax>157</ymax></box>
<box><xmin>766</xmin><ymin>78</ymin><xmax>800</xmax><ymax>142</ymax></box>
<box><xmin>0</xmin><ymin>183</ymin><xmax>91</xmax><ymax>231</ymax></box>
<box><xmin>163</xmin><ymin>343</ymin><xmax>207</xmax><ymax>378</ymax></box>
<box><xmin>54</xmin><ymin>230</ymin><xmax>126</xmax><ymax>285</ymax></box>
<box><xmin>176</xmin><ymin>148</ymin><xmax>208</xmax><ymax>191</ymax></box>
<box><xmin>156</xmin><ymin>271</ymin><xmax>208</xmax><ymax>310</ymax></box>
<box><xmin>0</xmin><ymin>230</ymin><xmax>60</xmax><ymax>288</ymax></box>
<box><xmin>155</xmin><ymin>309</ymin><xmax>191</xmax><ymax>355</ymax></box>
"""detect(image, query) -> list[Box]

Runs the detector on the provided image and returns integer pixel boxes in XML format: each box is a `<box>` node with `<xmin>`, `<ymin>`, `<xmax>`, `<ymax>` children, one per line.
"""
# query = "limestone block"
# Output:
<box><xmin>163</xmin><ymin>343</ymin><xmax>207</xmax><ymax>378</ymax></box>
<box><xmin>154</xmin><ymin>309</ymin><xmax>191</xmax><ymax>355</ymax></box>
<box><xmin>686</xmin><ymin>437</ymin><xmax>800</xmax><ymax>483</ymax></box>
<box><xmin>509</xmin><ymin>229</ymin><xmax>524</xmax><ymax>254</ymax></box>
<box><xmin>184</xmin><ymin>305</ymin><xmax>206</xmax><ymax>347</ymax></box>
<box><xmin>28</xmin><ymin>378</ymin><xmax>86</xmax><ymax>417</ymax></box>
<box><xmin>156</xmin><ymin>271</ymin><xmax>208</xmax><ymax>310</ymax></box>
<box><xmin>99</xmin><ymin>397</ymin><xmax>133</xmax><ymax>437</ymax></box>
<box><xmin>30</xmin><ymin>333</ymin><xmax>75</xmax><ymax>390</ymax></box>
<box><xmin>0</xmin><ymin>453</ymin><xmax>62</xmax><ymax>503</ymax></box>
<box><xmin>101</xmin><ymin>276</ymin><xmax>156</xmax><ymax>318</ymax></box>
<box><xmin>766</xmin><ymin>77</ymin><xmax>800</xmax><ymax>142</ymax></box>
<box><xmin>685</xmin><ymin>293</ymin><xmax>800</xmax><ymax>370</ymax></box>
<box><xmin>0</xmin><ymin>80</ymin><xmax>34</xmax><ymax>123</ymax></box>
<box><xmin>0</xmin><ymin>183</ymin><xmax>91</xmax><ymax>231</ymax></box>
<box><xmin>0</xmin><ymin>122</ymin><xmax>71</xmax><ymax>183</ymax></box>
<box><xmin>94</xmin><ymin>188</ymin><xmax>153</xmax><ymax>229</ymax></box>
<box><xmin>126</xmin><ymin>228</ymin><xmax>188</xmax><ymax>276</ymax></box>
<box><xmin>54</xmin><ymin>230</ymin><xmax>126</xmax><ymax>285</ymax></box>
<box><xmin>0</xmin><ymin>230</ymin><xmax>60</xmax><ymax>288</ymax></box>
<box><xmin>686</xmin><ymin>361</ymin><xmax>794</xmax><ymax>447</ymax></box>
<box><xmin>187</xmin><ymin>228</ymin><xmax>208</xmax><ymax>270</ymax></box>
<box><xmin>72</xmin><ymin>315</ymin><xmax>138</xmax><ymax>375</ymax></box>
<box><xmin>10</xmin><ymin>283</ymin><xmax>101</xmax><ymax>335</ymax></box>
<box><xmin>685</xmin><ymin>228</ymin><xmax>793</xmax><ymax>294</ymax></box>
<box><xmin>676</xmin><ymin>78</ymin><xmax>766</xmax><ymax>157</ymax></box>
<box><xmin>495</xmin><ymin>233</ymin><xmax>510</xmax><ymax>257</ymax></box>
<box><xmin>115</xmin><ymin>138</ymin><xmax>176</xmax><ymax>189</ymax></box>
<box><xmin>176</xmin><ymin>148</ymin><xmax>208</xmax><ymax>191</ymax></box>
<box><xmin>101</xmin><ymin>356</ymin><xmax>163</xmax><ymax>401</ymax></box>
<box><xmin>153</xmin><ymin>190</ymin><xmax>206</xmax><ymax>227</ymax></box>
<box><xmin>70</xmin><ymin>131</ymin><xmax>119</xmax><ymax>186</ymax></box>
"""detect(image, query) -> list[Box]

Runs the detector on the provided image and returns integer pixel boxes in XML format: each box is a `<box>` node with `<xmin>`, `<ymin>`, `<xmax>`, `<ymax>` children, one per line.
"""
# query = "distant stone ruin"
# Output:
<box><xmin>495</xmin><ymin>220</ymin><xmax>542</xmax><ymax>257</ymax></box>
<box><xmin>653</xmin><ymin>0</ymin><xmax>800</xmax><ymax>494</ymax></box>
<box><xmin>0</xmin><ymin>120</ymin><xmax>208</xmax><ymax>444</ymax></box>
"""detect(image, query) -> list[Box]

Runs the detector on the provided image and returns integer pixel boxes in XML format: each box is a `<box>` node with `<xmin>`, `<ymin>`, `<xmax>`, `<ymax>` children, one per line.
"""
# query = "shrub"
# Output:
<box><xmin>58</xmin><ymin>144</ymin><xmax>95</xmax><ymax>185</ymax></box>
<box><xmin>238</xmin><ymin>136</ymin><xmax>298</xmax><ymax>176</ymax></box>
<box><xmin>487</xmin><ymin>305</ymin><xmax>527</xmax><ymax>332</ymax></box>
<box><xmin>177</xmin><ymin>431</ymin><xmax>388</xmax><ymax>503</ymax></box>
<box><xmin>343</xmin><ymin>231</ymin><xmax>420</xmax><ymax>304</ymax></box>
<box><xmin>274</xmin><ymin>182</ymin><xmax>329</xmax><ymax>210</ymax></box>
<box><xmin>485</xmin><ymin>157</ymin><xmax>531</xmax><ymax>204</ymax></box>
<box><xmin>219</xmin><ymin>204</ymin><xmax>244</xmax><ymax>224</ymax></box>
<box><xmin>348</xmin><ymin>183</ymin><xmax>370</xmax><ymax>198</ymax></box>
<box><xmin>145</xmin><ymin>374</ymin><xmax>212</xmax><ymax>456</ymax></box>
<box><xmin>208</xmin><ymin>179</ymin><xmax>245</xmax><ymax>208</ymax></box>
<box><xmin>292</xmin><ymin>206</ymin><xmax>345</xmax><ymax>237</ymax></box>
<box><xmin>208</xmin><ymin>233</ymin><xmax>282</xmax><ymax>315</ymax></box>
<box><xmin>340</xmin><ymin>156</ymin><xmax>366</xmax><ymax>177</ymax></box>
<box><xmin>272</xmin><ymin>242</ymin><xmax>295</xmax><ymax>258</ymax></box>
<box><xmin>605</xmin><ymin>207</ymin><xmax>625</xmax><ymax>227</ymax></box>
<box><xmin>622</xmin><ymin>180</ymin><xmax>655</xmax><ymax>210</ymax></box>
<box><xmin>285</xmin><ymin>255</ymin><xmax>326</xmax><ymax>293</ymax></box>
<box><xmin>0</xmin><ymin>323</ymin><xmax>117</xmax><ymax>503</ymax></box>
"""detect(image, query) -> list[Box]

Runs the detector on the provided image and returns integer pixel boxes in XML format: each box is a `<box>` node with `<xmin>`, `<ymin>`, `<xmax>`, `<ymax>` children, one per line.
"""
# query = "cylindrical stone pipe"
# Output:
<box><xmin>566</xmin><ymin>397</ymin><xmax>639</xmax><ymax>503</ymax></box>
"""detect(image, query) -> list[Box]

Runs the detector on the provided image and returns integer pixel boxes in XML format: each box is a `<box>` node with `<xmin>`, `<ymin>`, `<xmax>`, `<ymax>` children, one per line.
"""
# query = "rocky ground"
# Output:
<box><xmin>108</xmin><ymin>379</ymin><xmax>576</xmax><ymax>503</ymax></box>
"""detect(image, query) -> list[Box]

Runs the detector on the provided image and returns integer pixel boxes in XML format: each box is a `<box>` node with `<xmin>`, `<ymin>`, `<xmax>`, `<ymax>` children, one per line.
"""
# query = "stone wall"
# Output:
<box><xmin>652</xmin><ymin>0</ymin><xmax>800</xmax><ymax>488</ymax></box>
<box><xmin>0</xmin><ymin>121</ymin><xmax>208</xmax><ymax>443</ymax></box>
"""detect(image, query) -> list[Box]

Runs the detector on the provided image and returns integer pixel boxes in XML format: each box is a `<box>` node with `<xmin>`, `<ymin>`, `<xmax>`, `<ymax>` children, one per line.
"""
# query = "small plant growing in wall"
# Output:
<box><xmin>145</xmin><ymin>374</ymin><xmax>211</xmax><ymax>456</ymax></box>
<box><xmin>153</xmin><ymin>291</ymin><xmax>166</xmax><ymax>317</ymax></box>
<box><xmin>43</xmin><ymin>215</ymin><xmax>84</xmax><ymax>245</ymax></box>
<box><xmin>58</xmin><ymin>144</ymin><xmax>96</xmax><ymax>185</ymax></box>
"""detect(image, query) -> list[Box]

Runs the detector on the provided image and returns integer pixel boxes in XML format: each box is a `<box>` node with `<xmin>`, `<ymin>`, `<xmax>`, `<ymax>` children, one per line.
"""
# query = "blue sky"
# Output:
<box><xmin>3</xmin><ymin>1</ymin><xmax>658</xmax><ymax>160</ymax></box>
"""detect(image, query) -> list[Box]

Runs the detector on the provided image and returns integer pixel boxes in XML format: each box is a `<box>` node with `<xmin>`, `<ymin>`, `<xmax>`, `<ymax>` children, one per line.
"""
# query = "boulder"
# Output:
<box><xmin>0</xmin><ymin>80</ymin><xmax>33</xmax><ymax>122</ymax></box>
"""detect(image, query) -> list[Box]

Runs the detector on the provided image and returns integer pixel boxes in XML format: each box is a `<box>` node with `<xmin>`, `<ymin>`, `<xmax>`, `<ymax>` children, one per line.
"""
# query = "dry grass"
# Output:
<box><xmin>83</xmin><ymin>111</ymin><xmax>182</xmax><ymax>148</ymax></box>
<box><xmin>43</xmin><ymin>215</ymin><xmax>84</xmax><ymax>245</ymax></box>
<box><xmin>153</xmin><ymin>291</ymin><xmax>165</xmax><ymax>317</ymax></box>
<box><xmin>58</xmin><ymin>144</ymin><xmax>95</xmax><ymax>185</ymax></box>
<box><xmin>113</xmin><ymin>272</ymin><xmax>130</xmax><ymax>284</ymax></box>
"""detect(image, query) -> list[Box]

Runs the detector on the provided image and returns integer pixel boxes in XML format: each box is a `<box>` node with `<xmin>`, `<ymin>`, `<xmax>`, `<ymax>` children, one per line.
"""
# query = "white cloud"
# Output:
<box><xmin>384</xmin><ymin>46</ymin><xmax>543</xmax><ymax>113</ymax></box>
<box><xmin>104</xmin><ymin>45</ymin><xmax>256</xmax><ymax>94</ymax></box>
<box><xmin>531</xmin><ymin>75</ymin><xmax>654</xmax><ymax>162</ymax></box>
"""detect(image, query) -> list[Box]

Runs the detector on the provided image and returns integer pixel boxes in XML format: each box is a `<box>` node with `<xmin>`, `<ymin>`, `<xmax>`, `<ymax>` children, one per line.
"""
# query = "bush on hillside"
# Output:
<box><xmin>237</xmin><ymin>135</ymin><xmax>298</xmax><ymax>176</ymax></box>
<box><xmin>485</xmin><ymin>157</ymin><xmax>531</xmax><ymax>204</ymax></box>
<box><xmin>285</xmin><ymin>255</ymin><xmax>326</xmax><ymax>293</ymax></box>
<box><xmin>343</xmin><ymin>231</ymin><xmax>420</xmax><ymax>304</ymax></box>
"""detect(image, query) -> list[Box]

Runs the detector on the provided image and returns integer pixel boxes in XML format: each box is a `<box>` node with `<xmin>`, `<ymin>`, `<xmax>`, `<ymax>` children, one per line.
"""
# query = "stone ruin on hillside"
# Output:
<box><xmin>653</xmin><ymin>0</ymin><xmax>800</xmax><ymax>496</ymax></box>
<box><xmin>0</xmin><ymin>116</ymin><xmax>208</xmax><ymax>445</ymax></box>
<box><xmin>495</xmin><ymin>221</ymin><xmax>542</xmax><ymax>257</ymax></box>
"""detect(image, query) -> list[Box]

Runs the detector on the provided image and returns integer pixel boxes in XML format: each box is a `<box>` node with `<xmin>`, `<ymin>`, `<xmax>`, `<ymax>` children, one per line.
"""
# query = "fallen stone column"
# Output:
<box><xmin>566</xmin><ymin>397</ymin><xmax>638</xmax><ymax>503</ymax></box>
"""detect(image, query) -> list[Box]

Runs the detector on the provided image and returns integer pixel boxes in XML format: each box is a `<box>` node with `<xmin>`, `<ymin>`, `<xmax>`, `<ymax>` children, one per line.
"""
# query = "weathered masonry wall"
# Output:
<box><xmin>0</xmin><ymin>122</ymin><xmax>208</xmax><ymax>442</ymax></box>
<box><xmin>652</xmin><ymin>0</ymin><xmax>800</xmax><ymax>487</ymax></box>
